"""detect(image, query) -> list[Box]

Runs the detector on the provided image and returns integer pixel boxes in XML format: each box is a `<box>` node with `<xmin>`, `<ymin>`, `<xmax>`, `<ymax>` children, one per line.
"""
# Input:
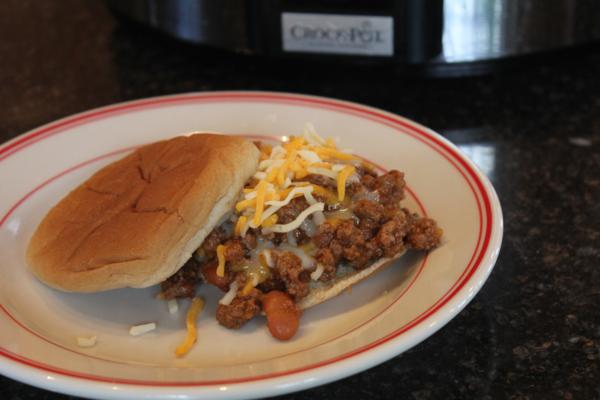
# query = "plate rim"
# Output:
<box><xmin>0</xmin><ymin>91</ymin><xmax>503</xmax><ymax>399</ymax></box>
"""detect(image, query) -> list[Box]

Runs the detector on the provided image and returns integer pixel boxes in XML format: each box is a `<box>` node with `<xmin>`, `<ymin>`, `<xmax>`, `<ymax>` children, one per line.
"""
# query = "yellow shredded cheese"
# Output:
<box><xmin>311</xmin><ymin>184</ymin><xmax>338</xmax><ymax>205</ymax></box>
<box><xmin>175</xmin><ymin>297</ymin><xmax>205</xmax><ymax>357</ymax></box>
<box><xmin>234</xmin><ymin>216</ymin><xmax>247</xmax><ymax>237</ymax></box>
<box><xmin>259</xmin><ymin>144</ymin><xmax>272</xmax><ymax>160</ymax></box>
<box><xmin>241</xmin><ymin>278</ymin><xmax>255</xmax><ymax>296</ymax></box>
<box><xmin>262</xmin><ymin>214</ymin><xmax>278</xmax><ymax>228</ymax></box>
<box><xmin>316</xmin><ymin>148</ymin><xmax>357</xmax><ymax>161</ymax></box>
<box><xmin>235</xmin><ymin>198</ymin><xmax>255</xmax><ymax>212</ymax></box>
<box><xmin>266</xmin><ymin>167</ymin><xmax>279</xmax><ymax>183</ymax></box>
<box><xmin>295</xmin><ymin>167</ymin><xmax>308</xmax><ymax>179</ymax></box>
<box><xmin>253</xmin><ymin>180</ymin><xmax>268</xmax><ymax>226</ymax></box>
<box><xmin>311</xmin><ymin>162</ymin><xmax>332</xmax><ymax>169</ymax></box>
<box><xmin>277</xmin><ymin>152</ymin><xmax>294</xmax><ymax>186</ymax></box>
<box><xmin>239</xmin><ymin>127</ymin><xmax>357</xmax><ymax>231</ymax></box>
<box><xmin>337</xmin><ymin>165</ymin><xmax>356</xmax><ymax>201</ymax></box>
<box><xmin>216</xmin><ymin>245</ymin><xmax>227</xmax><ymax>277</ymax></box>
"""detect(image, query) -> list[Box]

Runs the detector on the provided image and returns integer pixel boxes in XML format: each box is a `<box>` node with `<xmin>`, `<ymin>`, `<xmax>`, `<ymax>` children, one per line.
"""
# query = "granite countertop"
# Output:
<box><xmin>1</xmin><ymin>1</ymin><xmax>599</xmax><ymax>399</ymax></box>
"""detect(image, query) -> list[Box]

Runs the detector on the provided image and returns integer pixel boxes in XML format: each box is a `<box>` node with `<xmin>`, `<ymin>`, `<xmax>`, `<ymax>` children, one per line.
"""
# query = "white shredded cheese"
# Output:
<box><xmin>303</xmin><ymin>190</ymin><xmax>318</xmax><ymax>205</ymax></box>
<box><xmin>259</xmin><ymin>159</ymin><xmax>281</xmax><ymax>170</ymax></box>
<box><xmin>167</xmin><ymin>299</ymin><xmax>179</xmax><ymax>314</ymax></box>
<box><xmin>270</xmin><ymin>145</ymin><xmax>286</xmax><ymax>159</ymax></box>
<box><xmin>307</xmin><ymin>167</ymin><xmax>338</xmax><ymax>180</ymax></box>
<box><xmin>253</xmin><ymin>171</ymin><xmax>267</xmax><ymax>180</ymax></box>
<box><xmin>264</xmin><ymin>159</ymin><xmax>285</xmax><ymax>172</ymax></box>
<box><xmin>262</xmin><ymin>249</ymin><xmax>274</xmax><ymax>267</ymax></box>
<box><xmin>265</xmin><ymin>186</ymin><xmax>314</xmax><ymax>208</ymax></box>
<box><xmin>262</xmin><ymin>202</ymin><xmax>325</xmax><ymax>233</ymax></box>
<box><xmin>219</xmin><ymin>281</ymin><xmax>239</xmax><ymax>306</ymax></box>
<box><xmin>76</xmin><ymin>335</ymin><xmax>97</xmax><ymax>348</ymax></box>
<box><xmin>310</xmin><ymin>264</ymin><xmax>324</xmax><ymax>280</ymax></box>
<box><xmin>332</xmin><ymin>164</ymin><xmax>347</xmax><ymax>172</ymax></box>
<box><xmin>298</xmin><ymin>149</ymin><xmax>322</xmax><ymax>163</ymax></box>
<box><xmin>248</xmin><ymin>186</ymin><xmax>315</xmax><ymax>229</ymax></box>
<box><xmin>129</xmin><ymin>322</ymin><xmax>156</xmax><ymax>336</ymax></box>
<box><xmin>303</xmin><ymin>123</ymin><xmax>326</xmax><ymax>146</ymax></box>
<box><xmin>283</xmin><ymin>176</ymin><xmax>292</xmax><ymax>189</ymax></box>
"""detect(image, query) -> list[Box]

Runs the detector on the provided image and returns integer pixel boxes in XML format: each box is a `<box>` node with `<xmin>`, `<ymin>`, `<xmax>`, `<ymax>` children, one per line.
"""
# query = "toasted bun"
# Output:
<box><xmin>26</xmin><ymin>133</ymin><xmax>260</xmax><ymax>292</ymax></box>
<box><xmin>297</xmin><ymin>250</ymin><xmax>406</xmax><ymax>310</ymax></box>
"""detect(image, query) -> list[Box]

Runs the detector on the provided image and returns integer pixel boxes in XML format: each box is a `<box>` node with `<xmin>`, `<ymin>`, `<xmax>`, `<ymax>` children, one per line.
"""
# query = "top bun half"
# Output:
<box><xmin>26</xmin><ymin>133</ymin><xmax>260</xmax><ymax>292</ymax></box>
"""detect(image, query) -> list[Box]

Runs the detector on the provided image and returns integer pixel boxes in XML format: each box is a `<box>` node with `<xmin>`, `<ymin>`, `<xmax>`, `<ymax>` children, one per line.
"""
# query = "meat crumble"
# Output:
<box><xmin>159</xmin><ymin>152</ymin><xmax>442</xmax><ymax>332</ymax></box>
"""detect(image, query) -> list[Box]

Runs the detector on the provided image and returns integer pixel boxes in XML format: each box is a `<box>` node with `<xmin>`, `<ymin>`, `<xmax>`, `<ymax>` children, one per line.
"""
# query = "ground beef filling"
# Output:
<box><xmin>216</xmin><ymin>289</ymin><xmax>261</xmax><ymax>329</ymax></box>
<box><xmin>158</xmin><ymin>169</ymin><xmax>442</xmax><ymax>330</ymax></box>
<box><xmin>159</xmin><ymin>257</ymin><xmax>201</xmax><ymax>300</ymax></box>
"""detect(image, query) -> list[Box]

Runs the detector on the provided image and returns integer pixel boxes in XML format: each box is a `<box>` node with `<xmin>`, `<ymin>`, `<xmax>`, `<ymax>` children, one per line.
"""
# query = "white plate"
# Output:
<box><xmin>0</xmin><ymin>92</ymin><xmax>502</xmax><ymax>399</ymax></box>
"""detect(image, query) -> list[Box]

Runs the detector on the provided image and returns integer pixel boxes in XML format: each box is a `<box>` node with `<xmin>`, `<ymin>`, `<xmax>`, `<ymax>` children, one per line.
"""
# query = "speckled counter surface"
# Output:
<box><xmin>1</xmin><ymin>1</ymin><xmax>599</xmax><ymax>399</ymax></box>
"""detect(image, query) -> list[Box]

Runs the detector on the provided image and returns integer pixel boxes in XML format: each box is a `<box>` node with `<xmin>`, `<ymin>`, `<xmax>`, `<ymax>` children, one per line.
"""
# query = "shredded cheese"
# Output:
<box><xmin>262</xmin><ymin>214</ymin><xmax>278</xmax><ymax>228</ymax></box>
<box><xmin>298</xmin><ymin>149</ymin><xmax>322</xmax><ymax>163</ymax></box>
<box><xmin>265</xmin><ymin>186</ymin><xmax>314</xmax><ymax>208</ymax></box>
<box><xmin>167</xmin><ymin>299</ymin><xmax>179</xmax><ymax>314</ymax></box>
<box><xmin>307</xmin><ymin>166</ymin><xmax>338</xmax><ymax>180</ymax></box>
<box><xmin>235</xmin><ymin>198</ymin><xmax>255</xmax><ymax>212</ymax></box>
<box><xmin>129</xmin><ymin>322</ymin><xmax>156</xmax><ymax>336</ymax></box>
<box><xmin>253</xmin><ymin>171</ymin><xmax>267</xmax><ymax>180</ymax></box>
<box><xmin>234</xmin><ymin>216</ymin><xmax>247</xmax><ymax>237</ymax></box>
<box><xmin>241</xmin><ymin>274</ymin><xmax>259</xmax><ymax>296</ymax></box>
<box><xmin>262</xmin><ymin>250</ymin><xmax>274</xmax><ymax>268</ymax></box>
<box><xmin>219</xmin><ymin>281</ymin><xmax>239</xmax><ymax>305</ymax></box>
<box><xmin>175</xmin><ymin>297</ymin><xmax>205</xmax><ymax>357</ymax></box>
<box><xmin>311</xmin><ymin>184</ymin><xmax>338</xmax><ymax>204</ymax></box>
<box><xmin>337</xmin><ymin>165</ymin><xmax>356</xmax><ymax>201</ymax></box>
<box><xmin>253</xmin><ymin>180</ymin><xmax>268</xmax><ymax>225</ymax></box>
<box><xmin>262</xmin><ymin>203</ymin><xmax>325</xmax><ymax>233</ymax></box>
<box><xmin>77</xmin><ymin>335</ymin><xmax>97</xmax><ymax>348</ymax></box>
<box><xmin>237</xmin><ymin>125</ymin><xmax>357</xmax><ymax>233</ymax></box>
<box><xmin>316</xmin><ymin>147</ymin><xmax>357</xmax><ymax>161</ymax></box>
<box><xmin>310</xmin><ymin>264</ymin><xmax>324</xmax><ymax>280</ymax></box>
<box><xmin>216</xmin><ymin>244</ymin><xmax>227</xmax><ymax>277</ymax></box>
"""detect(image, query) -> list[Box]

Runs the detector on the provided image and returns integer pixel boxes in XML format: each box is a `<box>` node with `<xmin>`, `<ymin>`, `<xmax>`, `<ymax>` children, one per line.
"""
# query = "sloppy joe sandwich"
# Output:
<box><xmin>27</xmin><ymin>129</ymin><xmax>442</xmax><ymax>344</ymax></box>
<box><xmin>26</xmin><ymin>133</ymin><xmax>260</xmax><ymax>292</ymax></box>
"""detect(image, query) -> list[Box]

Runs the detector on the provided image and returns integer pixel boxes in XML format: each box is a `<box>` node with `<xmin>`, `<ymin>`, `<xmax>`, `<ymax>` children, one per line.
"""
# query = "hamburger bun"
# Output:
<box><xmin>26</xmin><ymin>133</ymin><xmax>260</xmax><ymax>292</ymax></box>
<box><xmin>297</xmin><ymin>251</ymin><xmax>405</xmax><ymax>310</ymax></box>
